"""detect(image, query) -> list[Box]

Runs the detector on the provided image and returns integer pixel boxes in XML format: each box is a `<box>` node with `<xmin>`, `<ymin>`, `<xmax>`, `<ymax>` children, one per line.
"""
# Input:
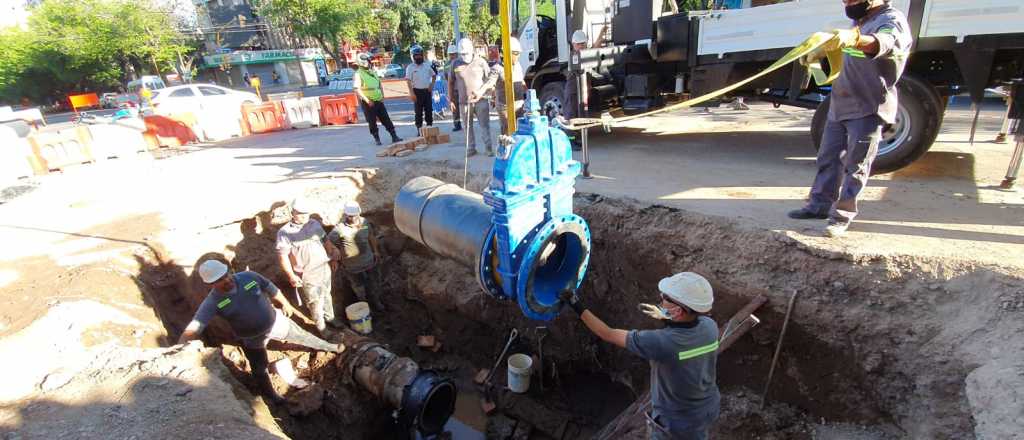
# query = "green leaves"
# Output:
<box><xmin>0</xmin><ymin>0</ymin><xmax>198</xmax><ymax>104</ymax></box>
<box><xmin>254</xmin><ymin>0</ymin><xmax>375</xmax><ymax>67</ymax></box>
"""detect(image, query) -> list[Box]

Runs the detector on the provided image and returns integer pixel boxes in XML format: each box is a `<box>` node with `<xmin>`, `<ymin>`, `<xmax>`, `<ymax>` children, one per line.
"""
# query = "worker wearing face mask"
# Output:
<box><xmin>449</xmin><ymin>38</ymin><xmax>494</xmax><ymax>157</ymax></box>
<box><xmin>405</xmin><ymin>44</ymin><xmax>437</xmax><ymax>131</ymax></box>
<box><xmin>789</xmin><ymin>0</ymin><xmax>912</xmax><ymax>237</ymax></box>
<box><xmin>561</xmin><ymin>272</ymin><xmax>720</xmax><ymax>440</ymax></box>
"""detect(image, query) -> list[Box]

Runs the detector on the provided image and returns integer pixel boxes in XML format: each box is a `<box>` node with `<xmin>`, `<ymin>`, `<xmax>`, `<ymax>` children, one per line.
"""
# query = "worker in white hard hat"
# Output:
<box><xmin>326</xmin><ymin>200</ymin><xmax>386</xmax><ymax>311</ymax></box>
<box><xmin>471</xmin><ymin>37</ymin><xmax>526</xmax><ymax>137</ymax></box>
<box><xmin>179</xmin><ymin>259</ymin><xmax>344</xmax><ymax>404</ymax></box>
<box><xmin>561</xmin><ymin>272</ymin><xmax>720</xmax><ymax>440</ymax></box>
<box><xmin>445</xmin><ymin>44</ymin><xmax>462</xmax><ymax>131</ymax></box>
<box><xmin>449</xmin><ymin>37</ymin><xmax>494</xmax><ymax>156</ymax></box>
<box><xmin>276</xmin><ymin>197</ymin><xmax>344</xmax><ymax>333</ymax></box>
<box><xmin>353</xmin><ymin>52</ymin><xmax>403</xmax><ymax>145</ymax></box>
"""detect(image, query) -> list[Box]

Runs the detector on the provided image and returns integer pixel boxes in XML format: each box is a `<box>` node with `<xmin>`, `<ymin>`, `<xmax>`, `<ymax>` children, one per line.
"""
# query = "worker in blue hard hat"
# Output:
<box><xmin>561</xmin><ymin>272</ymin><xmax>720</xmax><ymax>440</ymax></box>
<box><xmin>788</xmin><ymin>0</ymin><xmax>912</xmax><ymax>237</ymax></box>
<box><xmin>405</xmin><ymin>44</ymin><xmax>437</xmax><ymax>131</ymax></box>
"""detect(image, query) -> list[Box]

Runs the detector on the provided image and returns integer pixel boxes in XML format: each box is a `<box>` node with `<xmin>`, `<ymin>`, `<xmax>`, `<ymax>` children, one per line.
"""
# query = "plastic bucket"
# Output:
<box><xmin>507</xmin><ymin>353</ymin><xmax>533</xmax><ymax>393</ymax></box>
<box><xmin>345</xmin><ymin>302</ymin><xmax>373</xmax><ymax>335</ymax></box>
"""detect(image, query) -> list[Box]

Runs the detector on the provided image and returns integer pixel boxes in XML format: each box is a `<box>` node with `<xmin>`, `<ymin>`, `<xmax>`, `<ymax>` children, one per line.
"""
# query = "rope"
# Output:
<box><xmin>562</xmin><ymin>31</ymin><xmax>844</xmax><ymax>131</ymax></box>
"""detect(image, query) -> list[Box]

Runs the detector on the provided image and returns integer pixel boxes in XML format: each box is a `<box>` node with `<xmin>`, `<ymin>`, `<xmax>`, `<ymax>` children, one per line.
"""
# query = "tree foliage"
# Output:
<box><xmin>0</xmin><ymin>0</ymin><xmax>197</xmax><ymax>105</ymax></box>
<box><xmin>254</xmin><ymin>0</ymin><xmax>375</xmax><ymax>67</ymax></box>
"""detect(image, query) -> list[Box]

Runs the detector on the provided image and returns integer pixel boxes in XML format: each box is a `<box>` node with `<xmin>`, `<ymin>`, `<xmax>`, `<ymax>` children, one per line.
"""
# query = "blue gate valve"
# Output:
<box><xmin>394</xmin><ymin>90</ymin><xmax>591</xmax><ymax>321</ymax></box>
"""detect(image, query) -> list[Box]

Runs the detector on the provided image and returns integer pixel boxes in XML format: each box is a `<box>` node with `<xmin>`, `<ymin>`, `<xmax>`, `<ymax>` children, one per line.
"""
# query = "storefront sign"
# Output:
<box><xmin>202</xmin><ymin>48</ymin><xmax>325</xmax><ymax>68</ymax></box>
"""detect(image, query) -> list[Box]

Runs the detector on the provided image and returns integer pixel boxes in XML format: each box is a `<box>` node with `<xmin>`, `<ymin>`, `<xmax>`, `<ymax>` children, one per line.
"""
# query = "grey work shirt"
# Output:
<box><xmin>450</xmin><ymin>57</ymin><xmax>492</xmax><ymax>105</ymax></box>
<box><xmin>327</xmin><ymin>220</ymin><xmax>375</xmax><ymax>274</ymax></box>
<box><xmin>828</xmin><ymin>4</ymin><xmax>912</xmax><ymax>124</ymax></box>
<box><xmin>192</xmin><ymin>271</ymin><xmax>280</xmax><ymax>340</ymax></box>
<box><xmin>486</xmin><ymin>62</ymin><xmax>526</xmax><ymax>106</ymax></box>
<box><xmin>626</xmin><ymin>316</ymin><xmax>720</xmax><ymax>417</ymax></box>
<box><xmin>276</xmin><ymin>220</ymin><xmax>331</xmax><ymax>282</ymax></box>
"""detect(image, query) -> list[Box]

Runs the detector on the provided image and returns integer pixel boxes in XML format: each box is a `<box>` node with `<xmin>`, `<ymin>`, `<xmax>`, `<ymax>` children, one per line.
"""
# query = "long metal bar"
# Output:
<box><xmin>762</xmin><ymin>290</ymin><xmax>799</xmax><ymax>409</ymax></box>
<box><xmin>499</xmin><ymin>0</ymin><xmax>516</xmax><ymax>134</ymax></box>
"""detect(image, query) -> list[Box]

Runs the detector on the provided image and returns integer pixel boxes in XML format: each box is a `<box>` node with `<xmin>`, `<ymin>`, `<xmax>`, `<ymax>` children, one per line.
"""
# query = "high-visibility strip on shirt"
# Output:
<box><xmin>678</xmin><ymin>340</ymin><xmax>720</xmax><ymax>361</ymax></box>
<box><xmin>217</xmin><ymin>298</ymin><xmax>232</xmax><ymax>309</ymax></box>
<box><xmin>842</xmin><ymin>47</ymin><xmax>867</xmax><ymax>58</ymax></box>
<box><xmin>244</xmin><ymin>281</ymin><xmax>258</xmax><ymax>290</ymax></box>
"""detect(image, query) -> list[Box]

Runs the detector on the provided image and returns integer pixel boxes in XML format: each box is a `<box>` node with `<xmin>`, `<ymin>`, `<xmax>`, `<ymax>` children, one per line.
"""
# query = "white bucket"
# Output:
<box><xmin>345</xmin><ymin>302</ymin><xmax>373</xmax><ymax>335</ymax></box>
<box><xmin>507</xmin><ymin>353</ymin><xmax>533</xmax><ymax>393</ymax></box>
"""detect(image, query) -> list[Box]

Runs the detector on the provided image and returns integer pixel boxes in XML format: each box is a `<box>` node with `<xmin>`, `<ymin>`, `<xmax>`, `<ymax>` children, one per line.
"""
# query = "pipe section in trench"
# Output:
<box><xmin>394</xmin><ymin>95</ymin><xmax>591</xmax><ymax>321</ymax></box>
<box><xmin>334</xmin><ymin>329</ymin><xmax>456</xmax><ymax>436</ymax></box>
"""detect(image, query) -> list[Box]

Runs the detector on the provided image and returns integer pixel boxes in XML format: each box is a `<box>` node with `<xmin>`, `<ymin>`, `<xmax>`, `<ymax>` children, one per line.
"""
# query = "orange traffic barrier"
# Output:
<box><xmin>27</xmin><ymin>126</ymin><xmax>95</xmax><ymax>172</ymax></box>
<box><xmin>68</xmin><ymin>93</ymin><xmax>100</xmax><ymax>112</ymax></box>
<box><xmin>240</xmin><ymin>101</ymin><xmax>287</xmax><ymax>135</ymax></box>
<box><xmin>319</xmin><ymin>93</ymin><xmax>359</xmax><ymax>126</ymax></box>
<box><xmin>144</xmin><ymin>113</ymin><xmax>199</xmax><ymax>148</ymax></box>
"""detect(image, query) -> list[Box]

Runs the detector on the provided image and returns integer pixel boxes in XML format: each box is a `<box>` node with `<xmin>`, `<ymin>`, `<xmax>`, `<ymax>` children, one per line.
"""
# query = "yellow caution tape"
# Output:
<box><xmin>566</xmin><ymin>31</ymin><xmax>845</xmax><ymax>130</ymax></box>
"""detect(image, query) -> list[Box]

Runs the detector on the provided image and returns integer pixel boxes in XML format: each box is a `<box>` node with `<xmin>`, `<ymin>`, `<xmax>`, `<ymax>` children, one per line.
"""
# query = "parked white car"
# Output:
<box><xmin>149</xmin><ymin>84</ymin><xmax>260</xmax><ymax>117</ymax></box>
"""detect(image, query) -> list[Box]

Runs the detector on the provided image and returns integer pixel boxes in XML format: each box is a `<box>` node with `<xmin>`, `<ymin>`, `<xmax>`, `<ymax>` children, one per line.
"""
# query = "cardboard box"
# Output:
<box><xmin>425</xmin><ymin>135</ymin><xmax>439</xmax><ymax>144</ymax></box>
<box><xmin>420</xmin><ymin>126</ymin><xmax>440</xmax><ymax>137</ymax></box>
<box><xmin>437</xmin><ymin>133</ymin><xmax>451</xmax><ymax>143</ymax></box>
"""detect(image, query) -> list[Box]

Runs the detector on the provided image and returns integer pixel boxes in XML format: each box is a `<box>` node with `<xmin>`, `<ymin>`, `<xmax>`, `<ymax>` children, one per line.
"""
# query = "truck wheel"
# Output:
<box><xmin>810</xmin><ymin>75</ymin><xmax>942</xmax><ymax>174</ymax></box>
<box><xmin>539</xmin><ymin>81</ymin><xmax>566</xmax><ymax>119</ymax></box>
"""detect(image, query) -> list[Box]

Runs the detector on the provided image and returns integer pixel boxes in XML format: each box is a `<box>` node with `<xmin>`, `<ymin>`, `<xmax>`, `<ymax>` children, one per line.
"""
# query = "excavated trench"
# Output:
<box><xmin>131</xmin><ymin>167</ymin><xmax>1023</xmax><ymax>439</ymax></box>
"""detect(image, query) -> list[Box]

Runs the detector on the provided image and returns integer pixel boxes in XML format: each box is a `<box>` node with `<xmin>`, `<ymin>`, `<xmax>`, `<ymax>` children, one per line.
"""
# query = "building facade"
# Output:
<box><xmin>192</xmin><ymin>0</ymin><xmax>327</xmax><ymax>87</ymax></box>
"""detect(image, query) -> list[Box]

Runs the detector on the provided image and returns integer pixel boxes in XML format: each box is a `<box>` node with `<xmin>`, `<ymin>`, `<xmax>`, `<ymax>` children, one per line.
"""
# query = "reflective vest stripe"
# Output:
<box><xmin>217</xmin><ymin>298</ymin><xmax>232</xmax><ymax>309</ymax></box>
<box><xmin>244</xmin><ymin>281</ymin><xmax>258</xmax><ymax>290</ymax></box>
<box><xmin>678</xmin><ymin>340</ymin><xmax>719</xmax><ymax>361</ymax></box>
<box><xmin>842</xmin><ymin>47</ymin><xmax>867</xmax><ymax>58</ymax></box>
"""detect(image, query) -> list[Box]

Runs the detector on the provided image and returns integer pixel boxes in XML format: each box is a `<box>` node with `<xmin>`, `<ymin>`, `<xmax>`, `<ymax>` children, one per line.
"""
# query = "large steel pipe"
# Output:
<box><xmin>335</xmin><ymin>329</ymin><xmax>456</xmax><ymax>436</ymax></box>
<box><xmin>394</xmin><ymin>176</ymin><xmax>494</xmax><ymax>279</ymax></box>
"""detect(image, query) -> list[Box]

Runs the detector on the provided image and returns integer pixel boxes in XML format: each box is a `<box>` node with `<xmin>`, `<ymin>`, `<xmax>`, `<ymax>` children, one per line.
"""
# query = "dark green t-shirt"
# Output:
<box><xmin>327</xmin><ymin>221</ymin><xmax>375</xmax><ymax>274</ymax></box>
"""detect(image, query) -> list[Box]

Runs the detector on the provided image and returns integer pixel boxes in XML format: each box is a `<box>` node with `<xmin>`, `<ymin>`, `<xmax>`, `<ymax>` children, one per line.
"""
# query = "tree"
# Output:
<box><xmin>254</xmin><ymin>0</ymin><xmax>375</xmax><ymax>68</ymax></box>
<box><xmin>0</xmin><ymin>0</ymin><xmax>197</xmax><ymax>104</ymax></box>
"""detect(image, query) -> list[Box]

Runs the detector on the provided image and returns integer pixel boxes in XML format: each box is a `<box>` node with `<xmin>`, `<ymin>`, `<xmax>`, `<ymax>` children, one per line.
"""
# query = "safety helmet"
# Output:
<box><xmin>571</xmin><ymin>30</ymin><xmax>588</xmax><ymax>45</ymax></box>
<box><xmin>291</xmin><ymin>197</ymin><xmax>314</xmax><ymax>214</ymax></box>
<box><xmin>410</xmin><ymin>44</ymin><xmax>424</xmax><ymax>56</ymax></box>
<box><xmin>657</xmin><ymin>272</ymin><xmax>714</xmax><ymax>313</ymax></box>
<box><xmin>509</xmin><ymin>37</ymin><xmax>522</xmax><ymax>54</ymax></box>
<box><xmin>198</xmin><ymin>260</ymin><xmax>229</xmax><ymax>284</ymax></box>
<box><xmin>446</xmin><ymin>44</ymin><xmax>458</xmax><ymax>55</ymax></box>
<box><xmin>457</xmin><ymin>38</ymin><xmax>474</xmax><ymax>56</ymax></box>
<box><xmin>355</xmin><ymin>53</ymin><xmax>371</xmax><ymax>68</ymax></box>
<box><xmin>343</xmin><ymin>200</ymin><xmax>362</xmax><ymax>216</ymax></box>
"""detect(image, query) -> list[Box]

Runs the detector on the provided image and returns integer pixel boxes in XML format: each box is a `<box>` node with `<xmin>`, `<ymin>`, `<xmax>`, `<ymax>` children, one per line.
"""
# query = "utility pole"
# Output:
<box><xmin>452</xmin><ymin>0</ymin><xmax>461</xmax><ymax>42</ymax></box>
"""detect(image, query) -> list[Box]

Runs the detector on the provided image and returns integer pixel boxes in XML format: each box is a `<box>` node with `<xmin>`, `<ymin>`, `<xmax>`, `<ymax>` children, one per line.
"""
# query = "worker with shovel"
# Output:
<box><xmin>561</xmin><ymin>272</ymin><xmax>720</xmax><ymax>440</ymax></box>
<box><xmin>788</xmin><ymin>0</ymin><xmax>912</xmax><ymax>237</ymax></box>
<box><xmin>178</xmin><ymin>260</ymin><xmax>344</xmax><ymax>404</ymax></box>
<box><xmin>277</xmin><ymin>197</ymin><xmax>344</xmax><ymax>333</ymax></box>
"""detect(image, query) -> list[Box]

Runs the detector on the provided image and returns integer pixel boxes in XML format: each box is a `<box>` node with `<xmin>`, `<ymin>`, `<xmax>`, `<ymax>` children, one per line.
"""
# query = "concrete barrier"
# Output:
<box><xmin>0</xmin><ymin>127</ymin><xmax>37</xmax><ymax>182</ymax></box>
<box><xmin>282</xmin><ymin>97</ymin><xmax>322</xmax><ymax>128</ymax></box>
<box><xmin>27</xmin><ymin>126</ymin><xmax>95</xmax><ymax>172</ymax></box>
<box><xmin>85</xmin><ymin>123</ymin><xmax>149</xmax><ymax>159</ymax></box>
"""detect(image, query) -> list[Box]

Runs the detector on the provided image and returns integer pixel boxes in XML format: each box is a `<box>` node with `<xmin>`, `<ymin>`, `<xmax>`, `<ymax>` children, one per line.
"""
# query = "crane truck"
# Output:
<box><xmin>510</xmin><ymin>0</ymin><xmax>1024</xmax><ymax>173</ymax></box>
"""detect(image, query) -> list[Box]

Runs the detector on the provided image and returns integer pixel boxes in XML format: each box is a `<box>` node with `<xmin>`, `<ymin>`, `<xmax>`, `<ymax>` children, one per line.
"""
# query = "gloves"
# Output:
<box><xmin>638</xmin><ymin>303</ymin><xmax>670</xmax><ymax>320</ymax></box>
<box><xmin>833</xmin><ymin>27</ymin><xmax>861</xmax><ymax>49</ymax></box>
<box><xmin>559</xmin><ymin>289</ymin><xmax>585</xmax><ymax>315</ymax></box>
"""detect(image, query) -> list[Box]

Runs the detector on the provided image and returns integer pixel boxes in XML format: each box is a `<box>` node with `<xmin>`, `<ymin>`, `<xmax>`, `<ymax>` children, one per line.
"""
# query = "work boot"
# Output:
<box><xmin>389</xmin><ymin>130</ymin><xmax>403</xmax><ymax>143</ymax></box>
<box><xmin>787</xmin><ymin>207</ymin><xmax>828</xmax><ymax>220</ymax></box>
<box><xmin>824</xmin><ymin>220</ymin><xmax>850</xmax><ymax>238</ymax></box>
<box><xmin>485</xmin><ymin>147</ymin><xmax>494</xmax><ymax>157</ymax></box>
<box><xmin>466</xmin><ymin>148</ymin><xmax>478</xmax><ymax>157</ymax></box>
<box><xmin>452</xmin><ymin>121</ymin><xmax>462</xmax><ymax>132</ymax></box>
<box><xmin>372</xmin><ymin>134</ymin><xmax>382</xmax><ymax>146</ymax></box>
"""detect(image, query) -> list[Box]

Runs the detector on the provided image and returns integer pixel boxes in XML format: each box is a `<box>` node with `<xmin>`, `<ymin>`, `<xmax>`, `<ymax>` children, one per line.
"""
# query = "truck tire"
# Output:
<box><xmin>539</xmin><ymin>81</ymin><xmax>566</xmax><ymax>119</ymax></box>
<box><xmin>810</xmin><ymin>75</ymin><xmax>942</xmax><ymax>174</ymax></box>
